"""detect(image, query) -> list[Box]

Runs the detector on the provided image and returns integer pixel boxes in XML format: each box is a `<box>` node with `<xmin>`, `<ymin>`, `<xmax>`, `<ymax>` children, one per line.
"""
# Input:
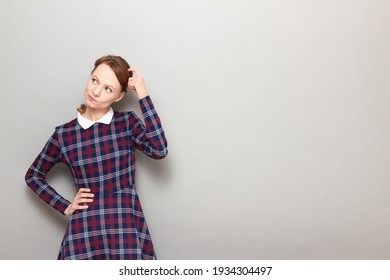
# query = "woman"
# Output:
<box><xmin>25</xmin><ymin>55</ymin><xmax>168</xmax><ymax>260</ymax></box>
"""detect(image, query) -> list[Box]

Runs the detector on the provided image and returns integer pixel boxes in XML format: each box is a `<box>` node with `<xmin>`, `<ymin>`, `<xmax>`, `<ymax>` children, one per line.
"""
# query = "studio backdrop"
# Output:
<box><xmin>1</xmin><ymin>0</ymin><xmax>389</xmax><ymax>259</ymax></box>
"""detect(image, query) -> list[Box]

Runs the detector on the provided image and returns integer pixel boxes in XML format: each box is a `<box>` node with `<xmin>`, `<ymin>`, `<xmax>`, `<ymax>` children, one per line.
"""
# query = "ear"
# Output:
<box><xmin>114</xmin><ymin>92</ymin><xmax>125</xmax><ymax>103</ymax></box>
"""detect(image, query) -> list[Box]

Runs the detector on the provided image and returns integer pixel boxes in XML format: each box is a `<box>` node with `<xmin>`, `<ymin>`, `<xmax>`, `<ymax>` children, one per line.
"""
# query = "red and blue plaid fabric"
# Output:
<box><xmin>25</xmin><ymin>96</ymin><xmax>168</xmax><ymax>260</ymax></box>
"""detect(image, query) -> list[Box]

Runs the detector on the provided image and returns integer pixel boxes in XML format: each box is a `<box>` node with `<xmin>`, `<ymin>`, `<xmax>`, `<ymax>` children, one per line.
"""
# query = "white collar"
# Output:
<box><xmin>77</xmin><ymin>107</ymin><xmax>114</xmax><ymax>129</ymax></box>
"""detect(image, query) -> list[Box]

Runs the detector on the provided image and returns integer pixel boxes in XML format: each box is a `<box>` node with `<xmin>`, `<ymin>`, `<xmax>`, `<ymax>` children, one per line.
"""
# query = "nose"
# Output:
<box><xmin>92</xmin><ymin>86</ymin><xmax>101</xmax><ymax>97</ymax></box>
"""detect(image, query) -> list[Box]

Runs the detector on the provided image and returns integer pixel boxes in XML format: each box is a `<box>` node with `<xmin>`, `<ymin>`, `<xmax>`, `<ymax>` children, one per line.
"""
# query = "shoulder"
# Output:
<box><xmin>113</xmin><ymin>110</ymin><xmax>139</xmax><ymax>122</ymax></box>
<box><xmin>52</xmin><ymin>119</ymin><xmax>78</xmax><ymax>141</ymax></box>
<box><xmin>39</xmin><ymin>119</ymin><xmax>77</xmax><ymax>147</ymax></box>
<box><xmin>55</xmin><ymin>118</ymin><xmax>78</xmax><ymax>131</ymax></box>
<box><xmin>113</xmin><ymin>111</ymin><xmax>143</xmax><ymax>131</ymax></box>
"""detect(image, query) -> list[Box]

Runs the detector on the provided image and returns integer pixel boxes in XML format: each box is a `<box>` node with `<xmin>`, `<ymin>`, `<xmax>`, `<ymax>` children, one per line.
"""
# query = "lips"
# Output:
<box><xmin>88</xmin><ymin>95</ymin><xmax>97</xmax><ymax>103</ymax></box>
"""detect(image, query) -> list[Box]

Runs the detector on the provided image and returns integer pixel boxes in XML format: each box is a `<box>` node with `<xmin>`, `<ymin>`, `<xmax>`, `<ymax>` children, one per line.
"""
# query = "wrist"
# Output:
<box><xmin>137</xmin><ymin>90</ymin><xmax>148</xmax><ymax>100</ymax></box>
<box><xmin>64</xmin><ymin>206</ymin><xmax>72</xmax><ymax>216</ymax></box>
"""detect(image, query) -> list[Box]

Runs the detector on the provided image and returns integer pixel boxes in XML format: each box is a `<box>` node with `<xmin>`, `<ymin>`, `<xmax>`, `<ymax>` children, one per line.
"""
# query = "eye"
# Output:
<box><xmin>105</xmin><ymin>87</ymin><xmax>113</xmax><ymax>93</ymax></box>
<box><xmin>91</xmin><ymin>78</ymin><xmax>98</xmax><ymax>84</ymax></box>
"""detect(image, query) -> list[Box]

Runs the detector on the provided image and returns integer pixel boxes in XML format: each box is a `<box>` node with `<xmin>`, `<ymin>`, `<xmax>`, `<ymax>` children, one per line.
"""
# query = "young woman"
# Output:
<box><xmin>25</xmin><ymin>55</ymin><xmax>168</xmax><ymax>260</ymax></box>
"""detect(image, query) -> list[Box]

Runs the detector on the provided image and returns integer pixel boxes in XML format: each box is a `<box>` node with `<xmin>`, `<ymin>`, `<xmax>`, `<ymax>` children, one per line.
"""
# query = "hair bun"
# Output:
<box><xmin>77</xmin><ymin>104</ymin><xmax>87</xmax><ymax>114</ymax></box>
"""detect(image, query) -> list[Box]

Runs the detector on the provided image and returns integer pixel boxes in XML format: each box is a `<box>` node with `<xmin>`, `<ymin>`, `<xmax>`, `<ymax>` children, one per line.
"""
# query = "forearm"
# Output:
<box><xmin>25</xmin><ymin>168</ymin><xmax>71</xmax><ymax>215</ymax></box>
<box><xmin>25</xmin><ymin>130</ymin><xmax>71</xmax><ymax>215</ymax></box>
<box><xmin>134</xmin><ymin>96</ymin><xmax>168</xmax><ymax>159</ymax></box>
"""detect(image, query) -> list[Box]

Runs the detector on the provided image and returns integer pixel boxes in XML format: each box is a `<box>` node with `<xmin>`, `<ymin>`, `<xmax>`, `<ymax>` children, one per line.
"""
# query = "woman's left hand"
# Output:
<box><xmin>128</xmin><ymin>67</ymin><xmax>148</xmax><ymax>100</ymax></box>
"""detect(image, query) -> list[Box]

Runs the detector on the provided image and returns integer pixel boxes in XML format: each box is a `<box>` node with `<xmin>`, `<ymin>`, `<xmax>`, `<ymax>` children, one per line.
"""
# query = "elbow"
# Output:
<box><xmin>25</xmin><ymin>167</ymin><xmax>39</xmax><ymax>187</ymax></box>
<box><xmin>25</xmin><ymin>169</ymin><xmax>33</xmax><ymax>186</ymax></box>
<box><xmin>153</xmin><ymin>139</ymin><xmax>168</xmax><ymax>160</ymax></box>
<box><xmin>154</xmin><ymin>147</ymin><xmax>168</xmax><ymax>160</ymax></box>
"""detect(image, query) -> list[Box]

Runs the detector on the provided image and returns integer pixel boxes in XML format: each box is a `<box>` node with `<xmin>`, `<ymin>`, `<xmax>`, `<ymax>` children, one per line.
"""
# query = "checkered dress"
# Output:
<box><xmin>25</xmin><ymin>96</ymin><xmax>168</xmax><ymax>260</ymax></box>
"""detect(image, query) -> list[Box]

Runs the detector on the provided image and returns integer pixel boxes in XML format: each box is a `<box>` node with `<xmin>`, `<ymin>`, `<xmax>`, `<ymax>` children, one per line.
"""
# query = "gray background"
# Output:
<box><xmin>1</xmin><ymin>0</ymin><xmax>389</xmax><ymax>259</ymax></box>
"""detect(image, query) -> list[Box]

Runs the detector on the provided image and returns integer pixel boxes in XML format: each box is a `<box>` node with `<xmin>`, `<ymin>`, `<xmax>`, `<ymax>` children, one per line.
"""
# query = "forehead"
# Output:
<box><xmin>92</xmin><ymin>64</ymin><xmax>120</xmax><ymax>87</ymax></box>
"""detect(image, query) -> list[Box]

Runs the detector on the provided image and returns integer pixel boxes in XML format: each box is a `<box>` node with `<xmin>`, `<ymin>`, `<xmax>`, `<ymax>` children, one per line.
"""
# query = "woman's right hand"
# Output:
<box><xmin>64</xmin><ymin>188</ymin><xmax>94</xmax><ymax>216</ymax></box>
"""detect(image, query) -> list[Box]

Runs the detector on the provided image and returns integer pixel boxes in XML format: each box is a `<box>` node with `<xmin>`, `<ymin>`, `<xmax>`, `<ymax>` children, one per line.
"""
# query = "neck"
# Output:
<box><xmin>83</xmin><ymin>106</ymin><xmax>110</xmax><ymax>122</ymax></box>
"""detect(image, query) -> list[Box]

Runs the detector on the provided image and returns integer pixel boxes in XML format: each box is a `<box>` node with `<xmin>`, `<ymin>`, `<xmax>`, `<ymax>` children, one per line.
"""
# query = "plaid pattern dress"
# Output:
<box><xmin>25</xmin><ymin>96</ymin><xmax>168</xmax><ymax>260</ymax></box>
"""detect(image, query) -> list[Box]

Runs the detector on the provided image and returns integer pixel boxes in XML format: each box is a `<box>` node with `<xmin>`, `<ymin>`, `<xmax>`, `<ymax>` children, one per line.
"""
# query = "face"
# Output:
<box><xmin>84</xmin><ymin>63</ymin><xmax>125</xmax><ymax>110</ymax></box>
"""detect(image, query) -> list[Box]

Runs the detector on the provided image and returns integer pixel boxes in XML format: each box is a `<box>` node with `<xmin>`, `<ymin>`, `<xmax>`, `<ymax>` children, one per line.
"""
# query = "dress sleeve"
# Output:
<box><xmin>131</xmin><ymin>95</ymin><xmax>168</xmax><ymax>159</ymax></box>
<box><xmin>25</xmin><ymin>129</ymin><xmax>71</xmax><ymax>215</ymax></box>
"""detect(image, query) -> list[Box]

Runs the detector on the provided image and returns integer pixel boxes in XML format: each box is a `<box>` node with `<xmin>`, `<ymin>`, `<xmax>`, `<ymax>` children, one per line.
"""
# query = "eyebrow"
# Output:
<box><xmin>92</xmin><ymin>75</ymin><xmax>116</xmax><ymax>90</ymax></box>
